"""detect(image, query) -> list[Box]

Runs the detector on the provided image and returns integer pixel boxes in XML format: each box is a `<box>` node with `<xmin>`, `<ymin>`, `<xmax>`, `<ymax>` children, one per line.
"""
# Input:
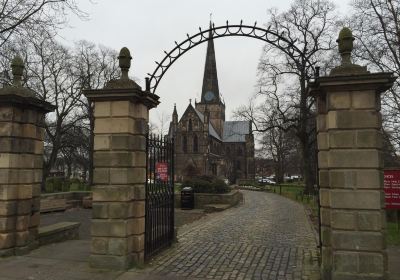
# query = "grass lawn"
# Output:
<box><xmin>270</xmin><ymin>184</ymin><xmax>319</xmax><ymax>216</ymax></box>
<box><xmin>270</xmin><ymin>184</ymin><xmax>400</xmax><ymax>247</ymax></box>
<box><xmin>387</xmin><ymin>222</ymin><xmax>400</xmax><ymax>246</ymax></box>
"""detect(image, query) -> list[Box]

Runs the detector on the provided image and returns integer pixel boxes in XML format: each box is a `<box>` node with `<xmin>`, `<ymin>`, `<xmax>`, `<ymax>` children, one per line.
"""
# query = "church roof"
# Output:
<box><xmin>223</xmin><ymin>121</ymin><xmax>251</xmax><ymax>142</ymax></box>
<box><xmin>193</xmin><ymin>108</ymin><xmax>221</xmax><ymax>140</ymax></box>
<box><xmin>193</xmin><ymin>107</ymin><xmax>205</xmax><ymax>122</ymax></box>
<box><xmin>173</xmin><ymin>105</ymin><xmax>251</xmax><ymax>143</ymax></box>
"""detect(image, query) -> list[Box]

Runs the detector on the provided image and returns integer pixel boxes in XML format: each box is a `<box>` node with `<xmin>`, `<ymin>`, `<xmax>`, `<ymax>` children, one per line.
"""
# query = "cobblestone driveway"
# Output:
<box><xmin>136</xmin><ymin>190</ymin><xmax>320</xmax><ymax>280</ymax></box>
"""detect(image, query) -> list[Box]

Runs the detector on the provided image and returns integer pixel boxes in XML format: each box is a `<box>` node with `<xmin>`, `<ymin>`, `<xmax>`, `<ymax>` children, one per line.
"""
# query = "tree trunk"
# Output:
<box><xmin>42</xmin><ymin>136</ymin><xmax>60</xmax><ymax>191</ymax></box>
<box><xmin>299</xmin><ymin>74</ymin><xmax>315</xmax><ymax>194</ymax></box>
<box><xmin>67</xmin><ymin>162</ymin><xmax>72</xmax><ymax>178</ymax></box>
<box><xmin>42</xmin><ymin>162</ymin><xmax>50</xmax><ymax>192</ymax></box>
<box><xmin>301</xmin><ymin>140</ymin><xmax>315</xmax><ymax>194</ymax></box>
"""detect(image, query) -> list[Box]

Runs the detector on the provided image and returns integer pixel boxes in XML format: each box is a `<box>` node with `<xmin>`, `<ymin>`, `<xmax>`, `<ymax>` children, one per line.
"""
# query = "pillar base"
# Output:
<box><xmin>332</xmin><ymin>273</ymin><xmax>385</xmax><ymax>280</ymax></box>
<box><xmin>132</xmin><ymin>251</ymin><xmax>144</xmax><ymax>266</ymax></box>
<box><xmin>89</xmin><ymin>254</ymin><xmax>133</xmax><ymax>270</ymax></box>
<box><xmin>0</xmin><ymin>248</ymin><xmax>15</xmax><ymax>257</ymax></box>
<box><xmin>15</xmin><ymin>246</ymin><xmax>30</xmax><ymax>256</ymax></box>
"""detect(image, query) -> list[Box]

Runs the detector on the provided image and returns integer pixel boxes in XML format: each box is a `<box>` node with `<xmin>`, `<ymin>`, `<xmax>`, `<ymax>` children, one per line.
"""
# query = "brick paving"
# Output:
<box><xmin>1</xmin><ymin>190</ymin><xmax>399</xmax><ymax>279</ymax></box>
<box><xmin>135</xmin><ymin>190</ymin><xmax>320</xmax><ymax>280</ymax></box>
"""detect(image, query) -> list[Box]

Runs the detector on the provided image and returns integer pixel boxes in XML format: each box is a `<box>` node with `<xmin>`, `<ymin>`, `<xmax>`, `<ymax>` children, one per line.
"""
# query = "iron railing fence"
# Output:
<box><xmin>145</xmin><ymin>134</ymin><xmax>174</xmax><ymax>261</ymax></box>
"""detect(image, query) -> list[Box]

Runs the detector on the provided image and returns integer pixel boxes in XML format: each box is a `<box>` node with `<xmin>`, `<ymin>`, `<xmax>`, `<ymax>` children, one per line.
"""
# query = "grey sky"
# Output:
<box><xmin>60</xmin><ymin>0</ymin><xmax>351</xmax><ymax>131</ymax></box>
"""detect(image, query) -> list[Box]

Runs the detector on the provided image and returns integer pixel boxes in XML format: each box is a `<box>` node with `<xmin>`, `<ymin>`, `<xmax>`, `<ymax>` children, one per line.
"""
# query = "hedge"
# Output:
<box><xmin>182</xmin><ymin>175</ymin><xmax>230</xmax><ymax>194</ymax></box>
<box><xmin>45</xmin><ymin>177</ymin><xmax>90</xmax><ymax>193</ymax></box>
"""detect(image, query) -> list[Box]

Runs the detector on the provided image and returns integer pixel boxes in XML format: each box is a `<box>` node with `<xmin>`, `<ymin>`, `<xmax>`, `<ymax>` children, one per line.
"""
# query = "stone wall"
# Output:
<box><xmin>175</xmin><ymin>190</ymin><xmax>243</xmax><ymax>209</ymax></box>
<box><xmin>41</xmin><ymin>191</ymin><xmax>91</xmax><ymax>208</ymax></box>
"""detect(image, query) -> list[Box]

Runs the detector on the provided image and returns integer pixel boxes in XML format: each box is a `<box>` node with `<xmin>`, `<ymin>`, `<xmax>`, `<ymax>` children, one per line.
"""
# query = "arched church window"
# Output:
<box><xmin>188</xmin><ymin>119</ymin><xmax>193</xmax><ymax>131</ymax></box>
<box><xmin>236</xmin><ymin>160</ymin><xmax>241</xmax><ymax>170</ymax></box>
<box><xmin>183</xmin><ymin>135</ymin><xmax>188</xmax><ymax>152</ymax></box>
<box><xmin>237</xmin><ymin>147</ymin><xmax>243</xmax><ymax>156</ymax></box>
<box><xmin>193</xmin><ymin>135</ymin><xmax>199</xmax><ymax>152</ymax></box>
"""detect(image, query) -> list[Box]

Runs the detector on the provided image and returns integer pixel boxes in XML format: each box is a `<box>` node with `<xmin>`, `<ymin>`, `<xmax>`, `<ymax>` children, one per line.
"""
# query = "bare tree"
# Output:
<box><xmin>0</xmin><ymin>0</ymin><xmax>85</xmax><ymax>48</ymax></box>
<box><xmin>349</xmin><ymin>0</ymin><xmax>400</xmax><ymax>154</ymax></box>
<box><xmin>59</xmin><ymin>119</ymin><xmax>90</xmax><ymax>180</ymax></box>
<box><xmin>154</xmin><ymin>111</ymin><xmax>171</xmax><ymax>135</ymax></box>
<box><xmin>260</xmin><ymin>124</ymin><xmax>298</xmax><ymax>183</ymax></box>
<box><xmin>148</xmin><ymin>121</ymin><xmax>158</xmax><ymax>135</ymax></box>
<box><xmin>235</xmin><ymin>0</ymin><xmax>338</xmax><ymax>193</ymax></box>
<box><xmin>73</xmin><ymin>40</ymin><xmax>120</xmax><ymax>185</ymax></box>
<box><xmin>1</xmin><ymin>35</ymin><xmax>121</xmax><ymax>186</ymax></box>
<box><xmin>23</xmin><ymin>36</ymin><xmax>84</xmax><ymax>183</ymax></box>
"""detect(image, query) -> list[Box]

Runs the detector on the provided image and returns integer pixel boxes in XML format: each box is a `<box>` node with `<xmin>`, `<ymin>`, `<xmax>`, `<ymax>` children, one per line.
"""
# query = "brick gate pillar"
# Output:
<box><xmin>84</xmin><ymin>47</ymin><xmax>159</xmax><ymax>270</ymax></box>
<box><xmin>309</xmin><ymin>28</ymin><xmax>396</xmax><ymax>280</ymax></box>
<box><xmin>0</xmin><ymin>56</ymin><xmax>55</xmax><ymax>256</ymax></box>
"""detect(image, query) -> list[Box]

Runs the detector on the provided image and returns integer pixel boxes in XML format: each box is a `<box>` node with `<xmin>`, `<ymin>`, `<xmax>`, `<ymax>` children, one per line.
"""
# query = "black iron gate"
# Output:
<box><xmin>145</xmin><ymin>134</ymin><xmax>174</xmax><ymax>261</ymax></box>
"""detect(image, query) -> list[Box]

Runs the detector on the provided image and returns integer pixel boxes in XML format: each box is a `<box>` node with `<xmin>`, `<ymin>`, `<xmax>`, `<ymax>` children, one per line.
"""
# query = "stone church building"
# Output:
<box><xmin>169</xmin><ymin>27</ymin><xmax>255</xmax><ymax>183</ymax></box>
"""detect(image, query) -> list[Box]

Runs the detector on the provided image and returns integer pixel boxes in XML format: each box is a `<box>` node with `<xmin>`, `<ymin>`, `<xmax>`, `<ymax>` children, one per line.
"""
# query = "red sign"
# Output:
<box><xmin>384</xmin><ymin>170</ymin><xmax>400</xmax><ymax>209</ymax></box>
<box><xmin>155</xmin><ymin>162</ymin><xmax>168</xmax><ymax>182</ymax></box>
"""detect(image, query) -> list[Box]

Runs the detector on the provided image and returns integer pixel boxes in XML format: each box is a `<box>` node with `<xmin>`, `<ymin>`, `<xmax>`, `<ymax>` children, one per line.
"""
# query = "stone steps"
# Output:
<box><xmin>38</xmin><ymin>222</ymin><xmax>80</xmax><ymax>246</ymax></box>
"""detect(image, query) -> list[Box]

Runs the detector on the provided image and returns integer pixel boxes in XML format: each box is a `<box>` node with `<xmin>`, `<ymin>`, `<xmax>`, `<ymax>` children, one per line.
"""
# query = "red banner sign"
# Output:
<box><xmin>384</xmin><ymin>170</ymin><xmax>400</xmax><ymax>209</ymax></box>
<box><xmin>155</xmin><ymin>162</ymin><xmax>168</xmax><ymax>182</ymax></box>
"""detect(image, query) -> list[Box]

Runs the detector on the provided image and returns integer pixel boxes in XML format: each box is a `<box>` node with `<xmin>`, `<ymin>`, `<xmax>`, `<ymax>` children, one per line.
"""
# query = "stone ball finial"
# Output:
<box><xmin>118</xmin><ymin>47</ymin><xmax>132</xmax><ymax>79</ymax></box>
<box><xmin>336</xmin><ymin>27</ymin><xmax>354</xmax><ymax>65</ymax></box>
<box><xmin>11</xmin><ymin>55</ymin><xmax>24</xmax><ymax>86</ymax></box>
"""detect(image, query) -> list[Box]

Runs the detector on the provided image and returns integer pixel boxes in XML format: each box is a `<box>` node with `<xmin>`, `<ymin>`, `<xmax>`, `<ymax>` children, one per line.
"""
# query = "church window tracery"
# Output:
<box><xmin>188</xmin><ymin>119</ymin><xmax>193</xmax><ymax>131</ymax></box>
<box><xmin>193</xmin><ymin>134</ymin><xmax>199</xmax><ymax>152</ymax></box>
<box><xmin>183</xmin><ymin>135</ymin><xmax>188</xmax><ymax>152</ymax></box>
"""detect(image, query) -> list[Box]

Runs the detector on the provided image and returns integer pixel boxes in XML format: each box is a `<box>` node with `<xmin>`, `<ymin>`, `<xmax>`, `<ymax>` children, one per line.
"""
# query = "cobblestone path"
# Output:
<box><xmin>137</xmin><ymin>190</ymin><xmax>320</xmax><ymax>280</ymax></box>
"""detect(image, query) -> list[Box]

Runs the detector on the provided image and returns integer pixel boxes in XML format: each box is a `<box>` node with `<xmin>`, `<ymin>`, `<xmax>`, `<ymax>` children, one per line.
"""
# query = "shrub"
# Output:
<box><xmin>212</xmin><ymin>178</ymin><xmax>230</xmax><ymax>194</ymax></box>
<box><xmin>45</xmin><ymin>177</ymin><xmax>64</xmax><ymax>193</ymax></box>
<box><xmin>45</xmin><ymin>178</ymin><xmax>54</xmax><ymax>193</ymax></box>
<box><xmin>69</xmin><ymin>178</ymin><xmax>82</xmax><ymax>191</ymax></box>
<box><xmin>45</xmin><ymin>177</ymin><xmax>89</xmax><ymax>193</ymax></box>
<box><xmin>182</xmin><ymin>176</ymin><xmax>230</xmax><ymax>194</ymax></box>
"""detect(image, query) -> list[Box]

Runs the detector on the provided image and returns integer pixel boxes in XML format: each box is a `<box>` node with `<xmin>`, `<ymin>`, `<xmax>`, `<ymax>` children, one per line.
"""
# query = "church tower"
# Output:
<box><xmin>195</xmin><ymin>22</ymin><xmax>225</xmax><ymax>137</ymax></box>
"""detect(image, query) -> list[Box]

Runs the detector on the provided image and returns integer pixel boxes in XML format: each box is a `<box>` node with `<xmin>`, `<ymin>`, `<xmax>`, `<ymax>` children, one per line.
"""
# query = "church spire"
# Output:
<box><xmin>172</xmin><ymin>103</ymin><xmax>178</xmax><ymax>123</ymax></box>
<box><xmin>201</xmin><ymin>21</ymin><xmax>220</xmax><ymax>103</ymax></box>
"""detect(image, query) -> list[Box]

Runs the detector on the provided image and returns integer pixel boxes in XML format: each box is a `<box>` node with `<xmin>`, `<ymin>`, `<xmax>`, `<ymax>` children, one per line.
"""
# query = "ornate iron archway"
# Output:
<box><xmin>145</xmin><ymin>21</ymin><xmax>309</xmax><ymax>95</ymax></box>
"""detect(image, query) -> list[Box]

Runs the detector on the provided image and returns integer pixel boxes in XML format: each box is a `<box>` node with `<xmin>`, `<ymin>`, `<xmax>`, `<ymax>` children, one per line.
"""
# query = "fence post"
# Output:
<box><xmin>84</xmin><ymin>47</ymin><xmax>159</xmax><ymax>270</ymax></box>
<box><xmin>0</xmin><ymin>56</ymin><xmax>55</xmax><ymax>256</ymax></box>
<box><xmin>310</xmin><ymin>28</ymin><xmax>395</xmax><ymax>279</ymax></box>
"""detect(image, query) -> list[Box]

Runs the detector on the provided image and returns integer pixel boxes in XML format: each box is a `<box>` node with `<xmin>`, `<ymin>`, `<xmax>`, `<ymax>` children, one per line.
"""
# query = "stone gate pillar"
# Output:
<box><xmin>84</xmin><ymin>48</ymin><xmax>159</xmax><ymax>270</ymax></box>
<box><xmin>309</xmin><ymin>28</ymin><xmax>396</xmax><ymax>280</ymax></box>
<box><xmin>0</xmin><ymin>56</ymin><xmax>55</xmax><ymax>256</ymax></box>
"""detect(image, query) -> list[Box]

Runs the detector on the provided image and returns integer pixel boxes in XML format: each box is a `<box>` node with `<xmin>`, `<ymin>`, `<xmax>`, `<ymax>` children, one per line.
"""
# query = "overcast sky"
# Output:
<box><xmin>60</xmin><ymin>0</ymin><xmax>351</xmax><ymax>131</ymax></box>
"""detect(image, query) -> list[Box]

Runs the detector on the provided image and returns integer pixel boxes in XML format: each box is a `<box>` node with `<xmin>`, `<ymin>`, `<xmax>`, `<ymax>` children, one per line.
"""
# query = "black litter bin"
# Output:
<box><xmin>181</xmin><ymin>187</ymin><xmax>194</xmax><ymax>210</ymax></box>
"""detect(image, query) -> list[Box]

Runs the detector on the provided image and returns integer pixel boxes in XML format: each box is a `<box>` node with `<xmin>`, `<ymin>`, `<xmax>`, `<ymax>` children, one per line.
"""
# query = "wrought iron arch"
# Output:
<box><xmin>146</xmin><ymin>21</ymin><xmax>306</xmax><ymax>95</ymax></box>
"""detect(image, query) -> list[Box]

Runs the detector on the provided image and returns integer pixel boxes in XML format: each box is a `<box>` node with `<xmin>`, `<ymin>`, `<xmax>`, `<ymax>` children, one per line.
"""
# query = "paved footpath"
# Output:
<box><xmin>133</xmin><ymin>190</ymin><xmax>320</xmax><ymax>280</ymax></box>
<box><xmin>0</xmin><ymin>191</ymin><xmax>320</xmax><ymax>280</ymax></box>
